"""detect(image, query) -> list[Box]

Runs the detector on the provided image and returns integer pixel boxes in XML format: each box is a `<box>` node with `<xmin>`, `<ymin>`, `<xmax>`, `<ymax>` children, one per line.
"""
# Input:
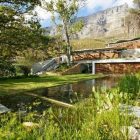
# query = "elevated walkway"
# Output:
<box><xmin>32</xmin><ymin>58</ymin><xmax>60</xmax><ymax>74</ymax></box>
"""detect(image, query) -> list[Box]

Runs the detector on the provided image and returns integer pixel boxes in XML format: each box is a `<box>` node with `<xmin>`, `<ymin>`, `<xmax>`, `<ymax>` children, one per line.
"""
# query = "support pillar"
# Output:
<box><xmin>92</xmin><ymin>62</ymin><xmax>95</xmax><ymax>74</ymax></box>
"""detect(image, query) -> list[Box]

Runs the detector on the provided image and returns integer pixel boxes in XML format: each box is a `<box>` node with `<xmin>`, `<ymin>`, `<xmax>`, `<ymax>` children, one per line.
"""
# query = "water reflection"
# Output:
<box><xmin>0</xmin><ymin>76</ymin><xmax>120</xmax><ymax>112</ymax></box>
<box><xmin>38</xmin><ymin>76</ymin><xmax>120</xmax><ymax>103</ymax></box>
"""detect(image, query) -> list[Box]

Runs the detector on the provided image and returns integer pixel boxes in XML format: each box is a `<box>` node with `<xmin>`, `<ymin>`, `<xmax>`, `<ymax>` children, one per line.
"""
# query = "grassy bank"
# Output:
<box><xmin>71</xmin><ymin>38</ymin><xmax>106</xmax><ymax>50</ymax></box>
<box><xmin>0</xmin><ymin>74</ymin><xmax>104</xmax><ymax>95</ymax></box>
<box><xmin>71</xmin><ymin>36</ymin><xmax>127</xmax><ymax>50</ymax></box>
<box><xmin>0</xmin><ymin>75</ymin><xmax>140</xmax><ymax>139</ymax></box>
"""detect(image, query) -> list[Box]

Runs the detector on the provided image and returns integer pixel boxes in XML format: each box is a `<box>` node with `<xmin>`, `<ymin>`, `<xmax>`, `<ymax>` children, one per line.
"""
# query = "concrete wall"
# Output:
<box><xmin>95</xmin><ymin>63</ymin><xmax>140</xmax><ymax>74</ymax></box>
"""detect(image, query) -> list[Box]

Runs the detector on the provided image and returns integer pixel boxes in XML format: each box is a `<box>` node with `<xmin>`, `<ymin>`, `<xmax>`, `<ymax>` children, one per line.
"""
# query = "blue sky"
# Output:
<box><xmin>34</xmin><ymin>0</ymin><xmax>133</xmax><ymax>27</ymax></box>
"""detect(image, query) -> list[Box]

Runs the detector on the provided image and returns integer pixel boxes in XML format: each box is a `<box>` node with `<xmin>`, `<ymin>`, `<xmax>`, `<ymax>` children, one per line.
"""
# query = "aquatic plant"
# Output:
<box><xmin>118</xmin><ymin>74</ymin><xmax>140</xmax><ymax>100</ymax></box>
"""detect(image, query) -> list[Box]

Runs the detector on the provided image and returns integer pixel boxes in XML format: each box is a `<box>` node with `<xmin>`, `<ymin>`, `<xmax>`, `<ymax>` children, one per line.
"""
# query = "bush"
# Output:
<box><xmin>19</xmin><ymin>65</ymin><xmax>31</xmax><ymax>77</ymax></box>
<box><xmin>0</xmin><ymin>60</ymin><xmax>16</xmax><ymax>77</ymax></box>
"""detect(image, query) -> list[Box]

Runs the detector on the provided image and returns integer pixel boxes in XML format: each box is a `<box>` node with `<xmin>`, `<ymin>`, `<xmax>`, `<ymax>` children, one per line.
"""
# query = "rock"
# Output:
<box><xmin>137</xmin><ymin>129</ymin><xmax>140</xmax><ymax>134</ymax></box>
<box><xmin>132</xmin><ymin>120</ymin><xmax>140</xmax><ymax>129</ymax></box>
<box><xmin>121</xmin><ymin>126</ymin><xmax>139</xmax><ymax>140</ymax></box>
<box><xmin>0</xmin><ymin>104</ymin><xmax>10</xmax><ymax>114</ymax></box>
<box><xmin>120</xmin><ymin>104</ymin><xmax>140</xmax><ymax>118</ymax></box>
<box><xmin>48</xmin><ymin>4</ymin><xmax>129</xmax><ymax>39</ymax></box>
<box><xmin>23</xmin><ymin>122</ymin><xmax>39</xmax><ymax>129</ymax></box>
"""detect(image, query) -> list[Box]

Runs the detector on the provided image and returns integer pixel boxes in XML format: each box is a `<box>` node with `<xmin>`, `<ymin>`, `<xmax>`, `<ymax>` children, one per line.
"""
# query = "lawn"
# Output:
<box><xmin>0</xmin><ymin>74</ymin><xmax>104</xmax><ymax>95</ymax></box>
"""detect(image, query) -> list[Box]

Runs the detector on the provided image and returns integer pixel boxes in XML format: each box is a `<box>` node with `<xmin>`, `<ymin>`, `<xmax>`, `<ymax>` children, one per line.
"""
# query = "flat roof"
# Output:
<box><xmin>78</xmin><ymin>58</ymin><xmax>140</xmax><ymax>64</ymax></box>
<box><xmin>73</xmin><ymin>47</ymin><xmax>126</xmax><ymax>54</ymax></box>
<box><xmin>108</xmin><ymin>37</ymin><xmax>140</xmax><ymax>45</ymax></box>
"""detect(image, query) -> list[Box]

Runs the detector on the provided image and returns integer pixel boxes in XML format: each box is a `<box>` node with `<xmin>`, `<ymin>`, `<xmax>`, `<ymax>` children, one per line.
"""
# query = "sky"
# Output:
<box><xmin>34</xmin><ymin>0</ymin><xmax>134</xmax><ymax>27</ymax></box>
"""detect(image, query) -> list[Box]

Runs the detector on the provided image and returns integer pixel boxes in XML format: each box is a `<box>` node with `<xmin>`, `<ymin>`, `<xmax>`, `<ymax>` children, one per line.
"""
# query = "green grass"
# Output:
<box><xmin>0</xmin><ymin>88</ymin><xmax>133</xmax><ymax>140</ymax></box>
<box><xmin>0</xmin><ymin>74</ymin><xmax>139</xmax><ymax>139</ymax></box>
<box><xmin>71</xmin><ymin>36</ymin><xmax>129</xmax><ymax>50</ymax></box>
<box><xmin>0</xmin><ymin>74</ymin><xmax>104</xmax><ymax>95</ymax></box>
<box><xmin>71</xmin><ymin>38</ymin><xmax>106</xmax><ymax>50</ymax></box>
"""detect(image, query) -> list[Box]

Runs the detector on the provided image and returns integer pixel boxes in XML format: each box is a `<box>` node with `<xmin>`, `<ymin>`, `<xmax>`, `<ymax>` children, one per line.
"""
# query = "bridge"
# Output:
<box><xmin>72</xmin><ymin>38</ymin><xmax>140</xmax><ymax>61</ymax></box>
<box><xmin>32</xmin><ymin>38</ymin><xmax>140</xmax><ymax>74</ymax></box>
<box><xmin>78</xmin><ymin>58</ymin><xmax>140</xmax><ymax>74</ymax></box>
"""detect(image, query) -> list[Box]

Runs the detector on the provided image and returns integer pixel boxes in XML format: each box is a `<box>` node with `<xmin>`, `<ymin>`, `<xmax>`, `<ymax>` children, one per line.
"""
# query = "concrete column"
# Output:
<box><xmin>92</xmin><ymin>62</ymin><xmax>96</xmax><ymax>74</ymax></box>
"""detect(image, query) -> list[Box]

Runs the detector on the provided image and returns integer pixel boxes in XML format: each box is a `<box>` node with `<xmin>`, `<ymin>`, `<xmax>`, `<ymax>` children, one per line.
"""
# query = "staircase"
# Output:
<box><xmin>32</xmin><ymin>58</ymin><xmax>59</xmax><ymax>75</ymax></box>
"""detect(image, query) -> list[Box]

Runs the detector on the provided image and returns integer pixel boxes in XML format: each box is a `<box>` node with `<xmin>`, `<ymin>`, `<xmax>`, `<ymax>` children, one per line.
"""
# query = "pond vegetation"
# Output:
<box><xmin>0</xmin><ymin>74</ymin><xmax>140</xmax><ymax>140</ymax></box>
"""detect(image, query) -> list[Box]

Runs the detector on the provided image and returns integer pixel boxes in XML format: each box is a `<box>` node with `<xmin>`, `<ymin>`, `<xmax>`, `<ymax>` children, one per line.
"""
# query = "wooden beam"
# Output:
<box><xmin>25</xmin><ymin>93</ymin><xmax>75</xmax><ymax>109</ymax></box>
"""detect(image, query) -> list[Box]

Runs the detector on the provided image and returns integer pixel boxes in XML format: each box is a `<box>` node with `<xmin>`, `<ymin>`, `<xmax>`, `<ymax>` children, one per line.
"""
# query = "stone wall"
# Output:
<box><xmin>96</xmin><ymin>63</ymin><xmax>140</xmax><ymax>74</ymax></box>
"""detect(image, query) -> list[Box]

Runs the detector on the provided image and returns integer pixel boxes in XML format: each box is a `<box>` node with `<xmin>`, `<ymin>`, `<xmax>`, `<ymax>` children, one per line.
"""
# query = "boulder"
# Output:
<box><xmin>121</xmin><ymin>126</ymin><xmax>139</xmax><ymax>140</ymax></box>
<box><xmin>0</xmin><ymin>104</ymin><xmax>10</xmax><ymax>114</ymax></box>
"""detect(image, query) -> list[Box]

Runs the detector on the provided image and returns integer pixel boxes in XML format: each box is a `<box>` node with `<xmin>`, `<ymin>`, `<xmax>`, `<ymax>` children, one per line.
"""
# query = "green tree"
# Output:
<box><xmin>0</xmin><ymin>0</ymin><xmax>52</xmax><ymax>77</ymax></box>
<box><xmin>43</xmin><ymin>0</ymin><xmax>85</xmax><ymax>66</ymax></box>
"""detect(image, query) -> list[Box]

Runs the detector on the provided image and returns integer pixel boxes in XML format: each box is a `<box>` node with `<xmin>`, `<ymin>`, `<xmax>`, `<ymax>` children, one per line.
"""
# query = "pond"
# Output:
<box><xmin>0</xmin><ymin>75</ymin><xmax>121</xmax><ymax>112</ymax></box>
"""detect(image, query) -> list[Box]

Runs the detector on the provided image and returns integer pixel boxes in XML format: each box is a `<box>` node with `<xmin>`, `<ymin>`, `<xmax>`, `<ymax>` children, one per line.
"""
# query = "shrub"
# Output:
<box><xmin>19</xmin><ymin>65</ymin><xmax>31</xmax><ymax>77</ymax></box>
<box><xmin>0</xmin><ymin>60</ymin><xmax>16</xmax><ymax>77</ymax></box>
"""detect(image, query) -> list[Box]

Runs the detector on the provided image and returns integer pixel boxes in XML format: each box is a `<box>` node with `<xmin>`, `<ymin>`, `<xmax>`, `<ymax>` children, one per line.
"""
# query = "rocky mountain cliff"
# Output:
<box><xmin>77</xmin><ymin>3</ymin><xmax>129</xmax><ymax>39</ymax></box>
<box><xmin>45</xmin><ymin>3</ymin><xmax>129</xmax><ymax>39</ymax></box>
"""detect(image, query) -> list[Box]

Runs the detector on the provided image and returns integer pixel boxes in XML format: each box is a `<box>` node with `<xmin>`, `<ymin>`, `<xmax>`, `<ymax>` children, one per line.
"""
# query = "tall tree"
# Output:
<box><xmin>0</xmin><ymin>0</ymin><xmax>52</xmax><ymax>77</ymax></box>
<box><xmin>0</xmin><ymin>0</ymin><xmax>41</xmax><ymax>58</ymax></box>
<box><xmin>43</xmin><ymin>0</ymin><xmax>85</xmax><ymax>66</ymax></box>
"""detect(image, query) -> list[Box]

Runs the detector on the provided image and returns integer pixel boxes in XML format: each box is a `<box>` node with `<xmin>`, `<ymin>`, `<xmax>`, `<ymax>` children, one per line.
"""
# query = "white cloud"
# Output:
<box><xmin>113</xmin><ymin>0</ymin><xmax>133</xmax><ymax>7</ymax></box>
<box><xmin>86</xmin><ymin>0</ymin><xmax>134</xmax><ymax>12</ymax></box>
<box><xmin>34</xmin><ymin>6</ymin><xmax>52</xmax><ymax>21</ymax></box>
<box><xmin>87</xmin><ymin>0</ymin><xmax>113</xmax><ymax>10</ymax></box>
<box><xmin>34</xmin><ymin>0</ymin><xmax>134</xmax><ymax>27</ymax></box>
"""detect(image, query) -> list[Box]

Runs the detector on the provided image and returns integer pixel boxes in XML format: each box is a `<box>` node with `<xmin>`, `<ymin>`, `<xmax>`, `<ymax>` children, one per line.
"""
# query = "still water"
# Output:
<box><xmin>0</xmin><ymin>76</ymin><xmax>120</xmax><ymax>112</ymax></box>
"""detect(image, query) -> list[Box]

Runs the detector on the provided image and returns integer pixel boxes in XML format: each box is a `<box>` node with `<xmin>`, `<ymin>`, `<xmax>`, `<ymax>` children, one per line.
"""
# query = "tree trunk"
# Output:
<box><xmin>63</xmin><ymin>22</ymin><xmax>71</xmax><ymax>66</ymax></box>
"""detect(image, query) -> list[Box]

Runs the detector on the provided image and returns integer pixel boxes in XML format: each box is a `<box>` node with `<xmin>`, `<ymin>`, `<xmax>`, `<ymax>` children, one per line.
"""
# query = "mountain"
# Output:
<box><xmin>44</xmin><ymin>3</ymin><xmax>129</xmax><ymax>39</ymax></box>
<box><xmin>76</xmin><ymin>3</ymin><xmax>129</xmax><ymax>39</ymax></box>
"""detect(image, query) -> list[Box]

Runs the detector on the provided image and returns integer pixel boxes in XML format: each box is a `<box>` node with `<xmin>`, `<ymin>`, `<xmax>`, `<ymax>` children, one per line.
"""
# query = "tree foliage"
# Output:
<box><xmin>0</xmin><ymin>0</ymin><xmax>53</xmax><ymax>77</ymax></box>
<box><xmin>43</xmin><ymin>0</ymin><xmax>85</xmax><ymax>66</ymax></box>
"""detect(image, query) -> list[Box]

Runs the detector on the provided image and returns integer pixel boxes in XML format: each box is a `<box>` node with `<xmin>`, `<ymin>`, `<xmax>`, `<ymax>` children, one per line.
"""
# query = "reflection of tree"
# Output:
<box><xmin>66</xmin><ymin>84</ymin><xmax>74</xmax><ymax>103</ymax></box>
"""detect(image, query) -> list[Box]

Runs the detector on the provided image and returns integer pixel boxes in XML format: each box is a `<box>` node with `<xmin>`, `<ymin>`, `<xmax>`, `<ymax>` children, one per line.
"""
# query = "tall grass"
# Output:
<box><xmin>0</xmin><ymin>89</ymin><xmax>133</xmax><ymax>140</ymax></box>
<box><xmin>118</xmin><ymin>74</ymin><xmax>140</xmax><ymax>100</ymax></box>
